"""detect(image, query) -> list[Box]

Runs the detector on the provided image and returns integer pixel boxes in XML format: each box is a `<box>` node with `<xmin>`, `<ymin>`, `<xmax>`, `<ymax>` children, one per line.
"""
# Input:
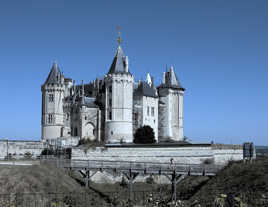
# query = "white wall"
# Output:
<box><xmin>42</xmin><ymin>84</ymin><xmax>65</xmax><ymax>140</ymax></box>
<box><xmin>0</xmin><ymin>140</ymin><xmax>45</xmax><ymax>159</ymax></box>
<box><xmin>142</xmin><ymin>96</ymin><xmax>159</xmax><ymax>141</ymax></box>
<box><xmin>105</xmin><ymin>73</ymin><xmax>133</xmax><ymax>143</ymax></box>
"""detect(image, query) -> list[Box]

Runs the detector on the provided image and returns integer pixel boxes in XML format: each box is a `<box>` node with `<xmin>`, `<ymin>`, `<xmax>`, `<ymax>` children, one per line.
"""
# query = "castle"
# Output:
<box><xmin>41</xmin><ymin>41</ymin><xmax>185</xmax><ymax>143</ymax></box>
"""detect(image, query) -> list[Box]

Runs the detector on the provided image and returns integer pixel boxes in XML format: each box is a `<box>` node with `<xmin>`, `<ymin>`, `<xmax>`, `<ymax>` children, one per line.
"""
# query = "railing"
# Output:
<box><xmin>40</xmin><ymin>157</ymin><xmax>224</xmax><ymax>175</ymax></box>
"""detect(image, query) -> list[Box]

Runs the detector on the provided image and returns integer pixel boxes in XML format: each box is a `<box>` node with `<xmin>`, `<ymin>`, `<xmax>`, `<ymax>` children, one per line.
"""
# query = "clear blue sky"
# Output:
<box><xmin>0</xmin><ymin>0</ymin><xmax>267</xmax><ymax>145</ymax></box>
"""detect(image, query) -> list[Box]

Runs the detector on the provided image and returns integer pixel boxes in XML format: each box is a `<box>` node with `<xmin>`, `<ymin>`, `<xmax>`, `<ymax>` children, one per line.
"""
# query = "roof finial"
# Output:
<box><xmin>116</xmin><ymin>26</ymin><xmax>122</xmax><ymax>45</ymax></box>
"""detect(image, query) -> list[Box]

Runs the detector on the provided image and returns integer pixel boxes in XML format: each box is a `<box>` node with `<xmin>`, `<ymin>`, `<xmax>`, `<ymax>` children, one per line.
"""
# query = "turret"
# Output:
<box><xmin>41</xmin><ymin>61</ymin><xmax>65</xmax><ymax>140</ymax></box>
<box><xmin>104</xmin><ymin>45</ymin><xmax>133</xmax><ymax>143</ymax></box>
<box><xmin>157</xmin><ymin>66</ymin><xmax>185</xmax><ymax>142</ymax></box>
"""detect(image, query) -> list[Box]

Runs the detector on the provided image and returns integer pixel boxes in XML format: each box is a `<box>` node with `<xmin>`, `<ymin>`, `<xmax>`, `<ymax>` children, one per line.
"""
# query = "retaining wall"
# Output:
<box><xmin>0</xmin><ymin>140</ymin><xmax>45</xmax><ymax>159</ymax></box>
<box><xmin>72</xmin><ymin>144</ymin><xmax>244</xmax><ymax>165</ymax></box>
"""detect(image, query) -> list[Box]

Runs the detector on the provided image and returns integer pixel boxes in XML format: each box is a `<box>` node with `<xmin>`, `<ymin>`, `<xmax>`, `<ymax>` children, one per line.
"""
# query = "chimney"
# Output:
<box><xmin>162</xmin><ymin>72</ymin><xmax>166</xmax><ymax>84</ymax></box>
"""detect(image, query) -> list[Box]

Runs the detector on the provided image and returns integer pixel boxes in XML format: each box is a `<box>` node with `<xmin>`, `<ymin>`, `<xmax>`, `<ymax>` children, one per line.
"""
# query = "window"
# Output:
<box><xmin>74</xmin><ymin>127</ymin><xmax>78</xmax><ymax>136</ymax></box>
<box><xmin>109</xmin><ymin>86</ymin><xmax>112</xmax><ymax>93</ymax></box>
<box><xmin>109</xmin><ymin>111</ymin><xmax>112</xmax><ymax>120</ymax></box>
<box><xmin>48</xmin><ymin>114</ymin><xmax>53</xmax><ymax>124</ymax></box>
<box><xmin>109</xmin><ymin>98</ymin><xmax>112</xmax><ymax>107</ymax></box>
<box><xmin>48</xmin><ymin>94</ymin><xmax>54</xmax><ymax>102</ymax></box>
<box><xmin>151</xmin><ymin>107</ymin><xmax>154</xmax><ymax>117</ymax></box>
<box><xmin>66</xmin><ymin>113</ymin><xmax>69</xmax><ymax>121</ymax></box>
<box><xmin>147</xmin><ymin>106</ymin><xmax>150</xmax><ymax>116</ymax></box>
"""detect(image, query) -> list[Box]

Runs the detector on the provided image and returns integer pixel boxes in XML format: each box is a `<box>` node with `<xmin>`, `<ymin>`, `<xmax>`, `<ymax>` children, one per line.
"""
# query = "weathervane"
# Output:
<box><xmin>116</xmin><ymin>26</ymin><xmax>122</xmax><ymax>45</ymax></box>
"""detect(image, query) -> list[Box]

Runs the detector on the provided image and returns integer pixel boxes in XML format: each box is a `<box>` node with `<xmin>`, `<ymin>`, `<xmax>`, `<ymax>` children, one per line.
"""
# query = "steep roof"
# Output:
<box><xmin>159</xmin><ymin>66</ymin><xmax>185</xmax><ymax>91</ymax></box>
<box><xmin>108</xmin><ymin>46</ymin><xmax>130</xmax><ymax>74</ymax></box>
<box><xmin>45</xmin><ymin>61</ymin><xmax>62</xmax><ymax>84</ymax></box>
<box><xmin>134</xmin><ymin>81</ymin><xmax>158</xmax><ymax>98</ymax></box>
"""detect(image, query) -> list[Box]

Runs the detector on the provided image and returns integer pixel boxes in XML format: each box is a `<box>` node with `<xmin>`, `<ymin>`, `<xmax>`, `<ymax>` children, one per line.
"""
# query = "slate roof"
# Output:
<box><xmin>45</xmin><ymin>61</ymin><xmax>62</xmax><ymax>84</ymax></box>
<box><xmin>158</xmin><ymin>67</ymin><xmax>185</xmax><ymax>91</ymax></box>
<box><xmin>134</xmin><ymin>81</ymin><xmax>158</xmax><ymax>98</ymax></box>
<box><xmin>108</xmin><ymin>46</ymin><xmax>130</xmax><ymax>74</ymax></box>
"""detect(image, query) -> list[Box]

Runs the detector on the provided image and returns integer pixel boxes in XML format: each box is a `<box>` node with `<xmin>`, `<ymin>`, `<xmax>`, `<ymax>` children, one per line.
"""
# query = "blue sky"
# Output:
<box><xmin>0</xmin><ymin>0</ymin><xmax>267</xmax><ymax>145</ymax></box>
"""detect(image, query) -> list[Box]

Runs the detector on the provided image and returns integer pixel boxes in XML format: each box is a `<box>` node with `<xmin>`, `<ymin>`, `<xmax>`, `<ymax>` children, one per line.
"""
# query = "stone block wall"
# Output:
<box><xmin>72</xmin><ymin>144</ymin><xmax>245</xmax><ymax>165</ymax></box>
<box><xmin>0</xmin><ymin>140</ymin><xmax>45</xmax><ymax>159</ymax></box>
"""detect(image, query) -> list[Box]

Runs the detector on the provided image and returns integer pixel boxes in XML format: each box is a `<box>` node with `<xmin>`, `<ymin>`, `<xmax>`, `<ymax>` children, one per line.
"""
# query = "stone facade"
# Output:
<box><xmin>41</xmin><ymin>43</ymin><xmax>185</xmax><ymax>143</ymax></box>
<box><xmin>72</xmin><ymin>144</ymin><xmax>244</xmax><ymax>165</ymax></box>
<box><xmin>0</xmin><ymin>140</ymin><xmax>45</xmax><ymax>159</ymax></box>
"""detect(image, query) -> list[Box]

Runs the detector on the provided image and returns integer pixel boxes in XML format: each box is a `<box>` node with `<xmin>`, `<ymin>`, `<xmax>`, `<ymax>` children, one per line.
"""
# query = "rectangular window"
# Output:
<box><xmin>147</xmin><ymin>106</ymin><xmax>150</xmax><ymax>116</ymax></box>
<box><xmin>109</xmin><ymin>98</ymin><xmax>112</xmax><ymax>107</ymax></box>
<box><xmin>48</xmin><ymin>114</ymin><xmax>53</xmax><ymax>124</ymax></box>
<box><xmin>109</xmin><ymin>111</ymin><xmax>112</xmax><ymax>120</ymax></box>
<box><xmin>151</xmin><ymin>107</ymin><xmax>154</xmax><ymax>117</ymax></box>
<box><xmin>109</xmin><ymin>86</ymin><xmax>112</xmax><ymax>93</ymax></box>
<box><xmin>48</xmin><ymin>94</ymin><xmax>54</xmax><ymax>102</ymax></box>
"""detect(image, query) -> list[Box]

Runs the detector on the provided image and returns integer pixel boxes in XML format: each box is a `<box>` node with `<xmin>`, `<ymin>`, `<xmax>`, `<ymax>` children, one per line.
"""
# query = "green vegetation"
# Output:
<box><xmin>134</xmin><ymin>125</ymin><xmax>156</xmax><ymax>144</ymax></box>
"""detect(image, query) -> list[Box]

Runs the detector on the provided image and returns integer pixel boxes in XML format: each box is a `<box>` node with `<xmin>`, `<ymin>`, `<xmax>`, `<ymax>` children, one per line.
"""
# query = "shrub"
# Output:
<box><xmin>24</xmin><ymin>152</ymin><xmax>33</xmax><ymax>159</ymax></box>
<box><xmin>78</xmin><ymin>139</ymin><xmax>91</xmax><ymax>146</ymax></box>
<box><xmin>133</xmin><ymin>125</ymin><xmax>156</xmax><ymax>144</ymax></box>
<box><xmin>41</xmin><ymin>148</ymin><xmax>55</xmax><ymax>156</ymax></box>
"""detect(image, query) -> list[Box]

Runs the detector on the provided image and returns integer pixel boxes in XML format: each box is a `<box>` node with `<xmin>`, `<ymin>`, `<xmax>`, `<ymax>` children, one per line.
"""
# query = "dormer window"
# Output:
<box><xmin>48</xmin><ymin>94</ymin><xmax>54</xmax><ymax>102</ymax></box>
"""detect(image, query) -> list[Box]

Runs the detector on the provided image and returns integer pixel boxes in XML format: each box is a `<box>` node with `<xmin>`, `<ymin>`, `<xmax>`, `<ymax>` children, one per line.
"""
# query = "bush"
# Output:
<box><xmin>134</xmin><ymin>125</ymin><xmax>156</xmax><ymax>144</ymax></box>
<box><xmin>24</xmin><ymin>152</ymin><xmax>33</xmax><ymax>159</ymax></box>
<box><xmin>78</xmin><ymin>139</ymin><xmax>91</xmax><ymax>146</ymax></box>
<box><xmin>41</xmin><ymin>148</ymin><xmax>55</xmax><ymax>156</ymax></box>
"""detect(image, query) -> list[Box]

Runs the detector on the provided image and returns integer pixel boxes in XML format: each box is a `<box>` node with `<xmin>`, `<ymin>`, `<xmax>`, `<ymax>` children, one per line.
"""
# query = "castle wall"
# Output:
<box><xmin>71</xmin><ymin>144</ymin><xmax>244</xmax><ymax>165</ymax></box>
<box><xmin>142</xmin><ymin>96</ymin><xmax>159</xmax><ymax>141</ymax></box>
<box><xmin>0</xmin><ymin>140</ymin><xmax>45</xmax><ymax>159</ymax></box>
<box><xmin>80</xmin><ymin>107</ymin><xmax>101</xmax><ymax>141</ymax></box>
<box><xmin>105</xmin><ymin>74</ymin><xmax>133</xmax><ymax>143</ymax></box>
<box><xmin>158</xmin><ymin>88</ymin><xmax>184</xmax><ymax>142</ymax></box>
<box><xmin>41</xmin><ymin>84</ymin><xmax>65</xmax><ymax>140</ymax></box>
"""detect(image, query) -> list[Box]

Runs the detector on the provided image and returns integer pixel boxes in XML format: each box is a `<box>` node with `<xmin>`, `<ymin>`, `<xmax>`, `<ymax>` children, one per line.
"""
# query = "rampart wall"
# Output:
<box><xmin>0</xmin><ymin>140</ymin><xmax>45</xmax><ymax>159</ymax></box>
<box><xmin>72</xmin><ymin>143</ymin><xmax>244</xmax><ymax>165</ymax></box>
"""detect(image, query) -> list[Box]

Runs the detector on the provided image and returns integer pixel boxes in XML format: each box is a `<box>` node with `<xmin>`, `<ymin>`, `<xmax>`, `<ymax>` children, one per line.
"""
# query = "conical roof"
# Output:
<box><xmin>159</xmin><ymin>66</ymin><xmax>185</xmax><ymax>91</ymax></box>
<box><xmin>108</xmin><ymin>46</ymin><xmax>130</xmax><ymax>74</ymax></box>
<box><xmin>45</xmin><ymin>61</ymin><xmax>62</xmax><ymax>84</ymax></box>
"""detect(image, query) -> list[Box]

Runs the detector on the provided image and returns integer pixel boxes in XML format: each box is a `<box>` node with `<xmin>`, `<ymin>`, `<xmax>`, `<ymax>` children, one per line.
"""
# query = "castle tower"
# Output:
<box><xmin>157</xmin><ymin>66</ymin><xmax>185</xmax><ymax>142</ymax></box>
<box><xmin>41</xmin><ymin>61</ymin><xmax>65</xmax><ymax>140</ymax></box>
<box><xmin>104</xmin><ymin>45</ymin><xmax>133</xmax><ymax>143</ymax></box>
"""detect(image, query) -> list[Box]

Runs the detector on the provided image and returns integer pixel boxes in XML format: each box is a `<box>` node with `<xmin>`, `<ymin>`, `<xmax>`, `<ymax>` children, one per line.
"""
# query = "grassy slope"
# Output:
<box><xmin>0</xmin><ymin>164</ymin><xmax>108</xmax><ymax>206</ymax></box>
<box><xmin>189</xmin><ymin>157</ymin><xmax>268</xmax><ymax>206</ymax></box>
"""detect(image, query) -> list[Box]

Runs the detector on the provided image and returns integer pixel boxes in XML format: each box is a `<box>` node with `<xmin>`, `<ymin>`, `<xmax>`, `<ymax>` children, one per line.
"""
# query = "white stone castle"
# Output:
<box><xmin>41</xmin><ymin>41</ymin><xmax>185</xmax><ymax>143</ymax></box>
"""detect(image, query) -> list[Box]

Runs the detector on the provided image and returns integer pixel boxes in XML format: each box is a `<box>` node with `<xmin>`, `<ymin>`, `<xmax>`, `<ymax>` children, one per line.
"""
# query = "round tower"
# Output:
<box><xmin>105</xmin><ymin>45</ymin><xmax>133</xmax><ymax>143</ymax></box>
<box><xmin>158</xmin><ymin>66</ymin><xmax>185</xmax><ymax>142</ymax></box>
<box><xmin>41</xmin><ymin>61</ymin><xmax>65</xmax><ymax>140</ymax></box>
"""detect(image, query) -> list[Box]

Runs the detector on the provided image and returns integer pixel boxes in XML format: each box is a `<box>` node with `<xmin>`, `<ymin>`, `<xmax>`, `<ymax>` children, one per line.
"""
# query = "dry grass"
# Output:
<box><xmin>189</xmin><ymin>157</ymin><xmax>268</xmax><ymax>206</ymax></box>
